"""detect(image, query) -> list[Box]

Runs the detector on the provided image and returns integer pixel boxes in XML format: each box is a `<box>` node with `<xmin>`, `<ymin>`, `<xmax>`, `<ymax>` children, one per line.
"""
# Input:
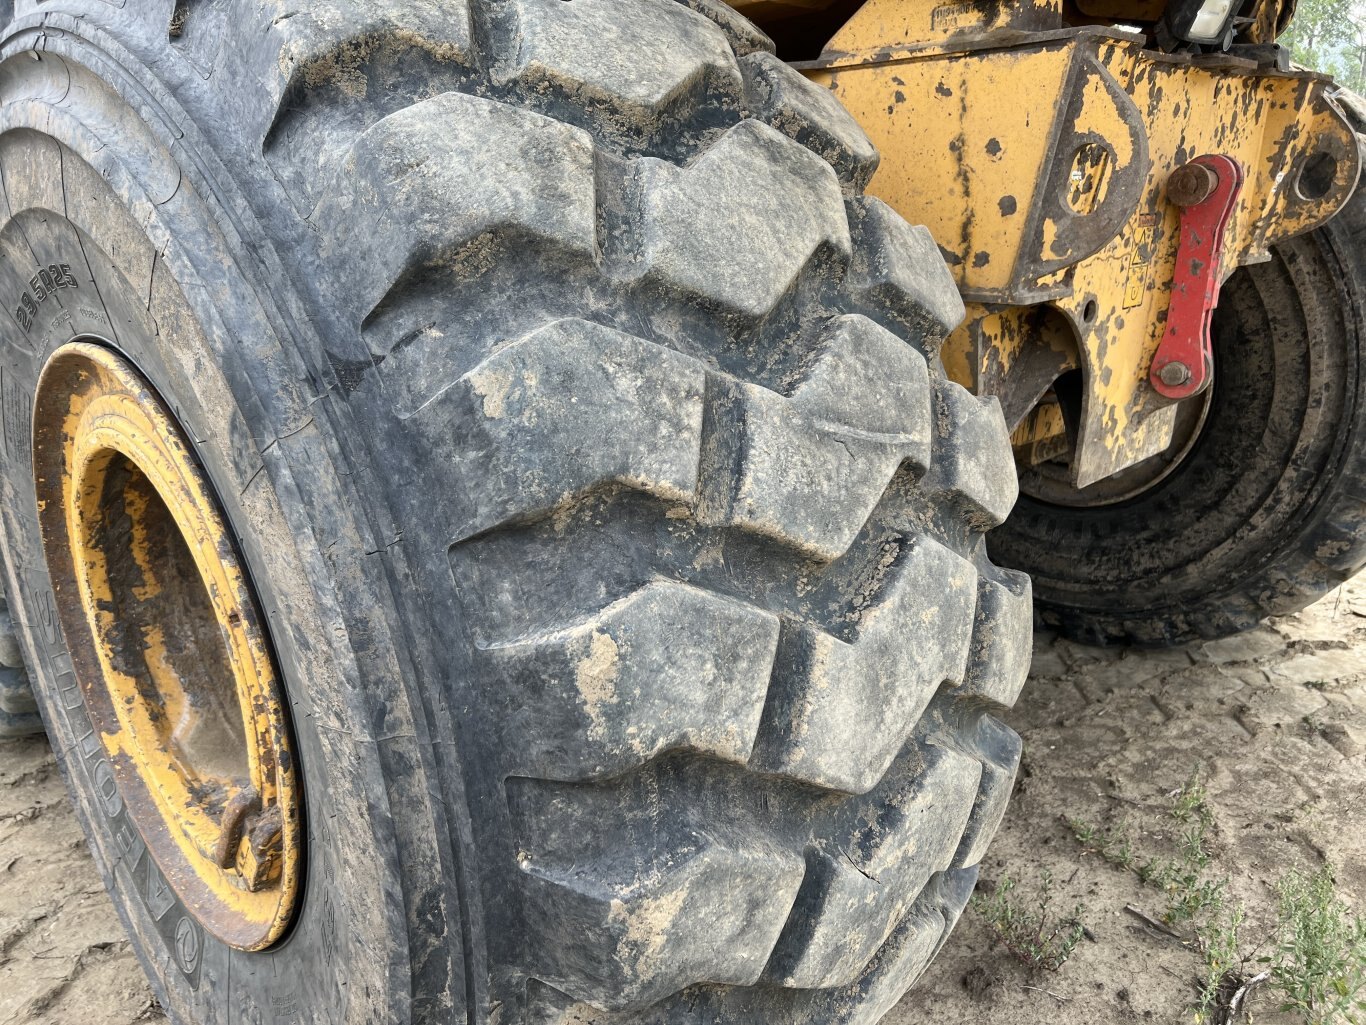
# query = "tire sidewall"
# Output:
<box><xmin>0</xmin><ymin>44</ymin><xmax>423</xmax><ymax>1025</ymax></box>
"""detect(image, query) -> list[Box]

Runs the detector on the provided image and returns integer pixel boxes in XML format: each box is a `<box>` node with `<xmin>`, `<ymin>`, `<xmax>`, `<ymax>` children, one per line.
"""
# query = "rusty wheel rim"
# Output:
<box><xmin>32</xmin><ymin>342</ymin><xmax>301</xmax><ymax>951</ymax></box>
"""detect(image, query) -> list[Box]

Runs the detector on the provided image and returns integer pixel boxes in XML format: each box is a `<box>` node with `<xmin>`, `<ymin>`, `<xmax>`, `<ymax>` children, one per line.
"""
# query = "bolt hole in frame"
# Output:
<box><xmin>1297</xmin><ymin>151</ymin><xmax>1339</xmax><ymax>202</ymax></box>
<box><xmin>30</xmin><ymin>340</ymin><xmax>302</xmax><ymax>952</ymax></box>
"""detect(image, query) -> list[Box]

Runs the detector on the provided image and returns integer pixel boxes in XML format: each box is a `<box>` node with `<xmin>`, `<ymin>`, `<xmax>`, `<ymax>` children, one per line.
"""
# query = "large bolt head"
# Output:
<box><xmin>236</xmin><ymin>806</ymin><xmax>284</xmax><ymax>893</ymax></box>
<box><xmin>1157</xmin><ymin>361</ymin><xmax>1193</xmax><ymax>387</ymax></box>
<box><xmin>1168</xmin><ymin>163</ymin><xmax>1219</xmax><ymax>207</ymax></box>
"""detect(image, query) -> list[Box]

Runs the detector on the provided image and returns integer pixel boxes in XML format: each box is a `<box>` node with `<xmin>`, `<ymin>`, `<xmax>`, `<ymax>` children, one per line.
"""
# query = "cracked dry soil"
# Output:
<box><xmin>2</xmin><ymin>580</ymin><xmax>1364</xmax><ymax>1025</ymax></box>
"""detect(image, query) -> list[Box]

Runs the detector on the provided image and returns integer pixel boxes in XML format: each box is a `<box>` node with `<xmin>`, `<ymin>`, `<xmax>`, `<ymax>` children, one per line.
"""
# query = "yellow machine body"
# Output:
<box><xmin>730</xmin><ymin>0</ymin><xmax>1364</xmax><ymax>490</ymax></box>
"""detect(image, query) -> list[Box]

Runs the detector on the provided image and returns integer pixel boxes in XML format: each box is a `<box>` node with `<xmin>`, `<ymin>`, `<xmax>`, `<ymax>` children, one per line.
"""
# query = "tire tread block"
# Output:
<box><xmin>0</xmin><ymin>707</ymin><xmax>42</xmax><ymax>738</ymax></box>
<box><xmin>929</xmin><ymin>383</ymin><xmax>1019</xmax><ymax>529</ymax></box>
<box><xmin>805</xmin><ymin>867</ymin><xmax>979</xmax><ymax>1025</ymax></box>
<box><xmin>499</xmin><ymin>0</ymin><xmax>743</xmax><ymax>126</ymax></box>
<box><xmin>766</xmin><ymin>744</ymin><xmax>981</xmax><ymax>988</ymax></box>
<box><xmin>521</xmin><ymin>864</ymin><xmax>979</xmax><ymax>1025</ymax></box>
<box><xmin>636</xmin><ymin>121</ymin><xmax>850</xmax><ymax>318</ymax></box>
<box><xmin>0</xmin><ymin>666</ymin><xmax>37</xmax><ymax>715</ymax></box>
<box><xmin>0</xmin><ymin>604</ymin><xmax>24</xmax><ymax>669</ymax></box>
<box><xmin>847</xmin><ymin>197</ymin><xmax>966</xmax><ymax>344</ymax></box>
<box><xmin>724</xmin><ymin>316</ymin><xmax>931</xmax><ymax>560</ymax></box>
<box><xmin>961</xmin><ymin>567</ymin><xmax>1033</xmax><ymax>706</ymax></box>
<box><xmin>315</xmin><ymin>91</ymin><xmax>597</xmax><ymax>321</ymax></box>
<box><xmin>416</xmin><ymin>320</ymin><xmax>707</xmax><ymax>540</ymax></box>
<box><xmin>0</xmin><ymin>602</ymin><xmax>36</xmax><ymax>721</ymax></box>
<box><xmin>487</xmin><ymin>581</ymin><xmax>780</xmax><ymax>781</ymax></box>
<box><xmin>509</xmin><ymin>776</ymin><xmax>806</xmax><ymax>1010</ymax></box>
<box><xmin>671</xmin><ymin>0</ymin><xmax>777</xmax><ymax>56</ymax></box>
<box><xmin>742</xmin><ymin>52</ymin><xmax>879</xmax><ymax>192</ymax></box>
<box><xmin>749</xmin><ymin>537</ymin><xmax>979</xmax><ymax>794</ymax></box>
<box><xmin>262</xmin><ymin>1</ymin><xmax>475</xmax><ymax>111</ymax></box>
<box><xmin>950</xmin><ymin>715</ymin><xmax>1023</xmax><ymax>869</ymax></box>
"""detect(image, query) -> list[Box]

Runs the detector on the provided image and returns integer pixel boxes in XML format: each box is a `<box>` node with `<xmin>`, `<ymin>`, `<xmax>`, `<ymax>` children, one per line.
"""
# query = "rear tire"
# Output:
<box><xmin>0</xmin><ymin>2</ymin><xmax>1029</xmax><ymax>1021</ymax></box>
<box><xmin>992</xmin><ymin>132</ymin><xmax>1366</xmax><ymax>647</ymax></box>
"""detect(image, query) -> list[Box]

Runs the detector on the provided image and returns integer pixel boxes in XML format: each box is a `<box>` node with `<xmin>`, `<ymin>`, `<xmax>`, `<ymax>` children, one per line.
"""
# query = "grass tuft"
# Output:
<box><xmin>1072</xmin><ymin>769</ymin><xmax>1226</xmax><ymax>927</ymax></box>
<box><xmin>1265</xmin><ymin>867</ymin><xmax>1366</xmax><ymax>1025</ymax></box>
<box><xmin>1070</xmin><ymin>769</ymin><xmax>1366</xmax><ymax>1024</ymax></box>
<box><xmin>971</xmin><ymin>870</ymin><xmax>1086</xmax><ymax>973</ymax></box>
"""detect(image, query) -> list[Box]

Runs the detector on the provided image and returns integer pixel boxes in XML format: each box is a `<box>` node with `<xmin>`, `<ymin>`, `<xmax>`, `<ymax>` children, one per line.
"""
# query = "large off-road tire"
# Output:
<box><xmin>0</xmin><ymin>2</ymin><xmax>1029</xmax><ymax>1023</ymax></box>
<box><xmin>992</xmin><ymin>114</ymin><xmax>1366</xmax><ymax>647</ymax></box>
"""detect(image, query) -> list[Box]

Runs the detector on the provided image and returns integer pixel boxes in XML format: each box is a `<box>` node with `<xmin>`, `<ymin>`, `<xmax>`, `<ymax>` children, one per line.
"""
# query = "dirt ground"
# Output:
<box><xmin>2</xmin><ymin>580</ymin><xmax>1363</xmax><ymax>1025</ymax></box>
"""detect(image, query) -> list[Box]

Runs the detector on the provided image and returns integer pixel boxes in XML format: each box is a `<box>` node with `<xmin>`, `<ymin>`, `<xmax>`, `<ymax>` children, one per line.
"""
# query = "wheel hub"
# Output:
<box><xmin>32</xmin><ymin>342</ymin><xmax>300</xmax><ymax>951</ymax></box>
<box><xmin>1017</xmin><ymin>385</ymin><xmax>1212</xmax><ymax>507</ymax></box>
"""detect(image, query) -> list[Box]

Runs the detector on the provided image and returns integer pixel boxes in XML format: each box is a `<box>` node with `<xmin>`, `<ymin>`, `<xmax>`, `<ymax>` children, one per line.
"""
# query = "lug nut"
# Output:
<box><xmin>238</xmin><ymin>806</ymin><xmax>284</xmax><ymax>893</ymax></box>
<box><xmin>1167</xmin><ymin>163</ymin><xmax>1219</xmax><ymax>207</ymax></box>
<box><xmin>1157</xmin><ymin>361</ymin><xmax>1192</xmax><ymax>387</ymax></box>
<box><xmin>214</xmin><ymin>786</ymin><xmax>262</xmax><ymax>870</ymax></box>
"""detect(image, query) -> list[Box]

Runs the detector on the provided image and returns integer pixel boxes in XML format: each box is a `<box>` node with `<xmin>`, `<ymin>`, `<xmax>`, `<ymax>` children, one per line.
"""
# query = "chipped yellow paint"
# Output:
<box><xmin>31</xmin><ymin>343</ymin><xmax>300</xmax><ymax>951</ymax></box>
<box><xmin>822</xmin><ymin>0</ymin><xmax>1066</xmax><ymax>58</ymax></box>
<box><xmin>943</xmin><ymin>302</ymin><xmax>1080</xmax><ymax>428</ymax></box>
<box><xmin>812</xmin><ymin>44</ymin><xmax>1077</xmax><ymax>296</ymax></box>
<box><xmin>1049</xmin><ymin>47</ymin><xmax>1359</xmax><ymax>485</ymax></box>
<box><xmin>810</xmin><ymin>25</ymin><xmax>1361</xmax><ymax>487</ymax></box>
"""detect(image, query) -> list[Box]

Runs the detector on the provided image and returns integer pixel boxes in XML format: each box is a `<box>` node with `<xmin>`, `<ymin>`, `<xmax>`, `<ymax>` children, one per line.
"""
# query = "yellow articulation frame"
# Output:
<box><xmin>735</xmin><ymin>0</ymin><xmax>1363</xmax><ymax>489</ymax></box>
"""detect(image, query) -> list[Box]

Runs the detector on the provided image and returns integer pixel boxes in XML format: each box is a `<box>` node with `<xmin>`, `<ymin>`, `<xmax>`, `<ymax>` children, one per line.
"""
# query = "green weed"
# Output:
<box><xmin>972</xmin><ymin>870</ymin><xmax>1087</xmax><ymax>973</ymax></box>
<box><xmin>1069</xmin><ymin>816</ymin><xmax>1137</xmax><ymax>870</ymax></box>
<box><xmin>1265</xmin><ymin>867</ymin><xmax>1366</xmax><ymax>1024</ymax></box>
<box><xmin>1070</xmin><ymin>772</ymin><xmax>1366</xmax><ymax>1024</ymax></box>
<box><xmin>1072</xmin><ymin>770</ymin><xmax>1226</xmax><ymax>926</ymax></box>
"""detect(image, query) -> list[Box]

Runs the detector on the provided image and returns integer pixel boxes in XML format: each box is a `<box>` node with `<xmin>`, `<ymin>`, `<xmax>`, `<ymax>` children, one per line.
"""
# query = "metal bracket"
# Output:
<box><xmin>1149</xmin><ymin>154</ymin><xmax>1244</xmax><ymax>401</ymax></box>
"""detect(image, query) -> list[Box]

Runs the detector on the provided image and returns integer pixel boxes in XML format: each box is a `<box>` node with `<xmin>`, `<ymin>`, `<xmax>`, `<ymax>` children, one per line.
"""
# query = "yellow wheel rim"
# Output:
<box><xmin>32</xmin><ymin>342</ymin><xmax>301</xmax><ymax>951</ymax></box>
